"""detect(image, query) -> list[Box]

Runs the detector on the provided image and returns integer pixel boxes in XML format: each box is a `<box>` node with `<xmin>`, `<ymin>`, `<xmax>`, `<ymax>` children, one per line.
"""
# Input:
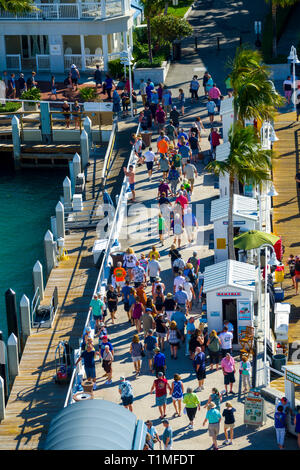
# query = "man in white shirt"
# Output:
<box><xmin>143</xmin><ymin>146</ymin><xmax>156</xmax><ymax>179</ymax></box>
<box><xmin>219</xmin><ymin>326</ymin><xmax>233</xmax><ymax>357</ymax></box>
<box><xmin>184</xmin><ymin>159</ymin><xmax>198</xmax><ymax>192</ymax></box>
<box><xmin>148</xmin><ymin>259</ymin><xmax>161</xmax><ymax>285</ymax></box>
<box><xmin>173</xmin><ymin>270</ymin><xmax>185</xmax><ymax>293</ymax></box>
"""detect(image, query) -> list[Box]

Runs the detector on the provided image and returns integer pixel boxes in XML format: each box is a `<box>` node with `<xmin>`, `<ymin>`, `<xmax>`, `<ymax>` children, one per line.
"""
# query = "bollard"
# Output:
<box><xmin>33</xmin><ymin>261</ymin><xmax>44</xmax><ymax>301</ymax></box>
<box><xmin>20</xmin><ymin>295</ymin><xmax>31</xmax><ymax>343</ymax></box>
<box><xmin>0</xmin><ymin>331</ymin><xmax>8</xmax><ymax>401</ymax></box>
<box><xmin>44</xmin><ymin>230</ymin><xmax>56</xmax><ymax>276</ymax></box>
<box><xmin>73</xmin><ymin>153</ymin><xmax>81</xmax><ymax>187</ymax></box>
<box><xmin>12</xmin><ymin>115</ymin><xmax>21</xmax><ymax>170</ymax></box>
<box><xmin>80</xmin><ymin>129</ymin><xmax>89</xmax><ymax>170</ymax></box>
<box><xmin>83</xmin><ymin>116</ymin><xmax>92</xmax><ymax>149</ymax></box>
<box><xmin>7</xmin><ymin>333</ymin><xmax>19</xmax><ymax>385</ymax></box>
<box><xmin>55</xmin><ymin>201</ymin><xmax>65</xmax><ymax>239</ymax></box>
<box><xmin>63</xmin><ymin>176</ymin><xmax>72</xmax><ymax>211</ymax></box>
<box><xmin>40</xmin><ymin>101</ymin><xmax>51</xmax><ymax>144</ymax></box>
<box><xmin>0</xmin><ymin>376</ymin><xmax>5</xmax><ymax>420</ymax></box>
<box><xmin>5</xmin><ymin>289</ymin><xmax>19</xmax><ymax>347</ymax></box>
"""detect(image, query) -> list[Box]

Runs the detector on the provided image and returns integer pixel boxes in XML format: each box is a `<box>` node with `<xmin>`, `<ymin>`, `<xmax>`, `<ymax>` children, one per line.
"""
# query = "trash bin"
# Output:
<box><xmin>173</xmin><ymin>40</ymin><xmax>182</xmax><ymax>60</ymax></box>
<box><xmin>141</xmin><ymin>131</ymin><xmax>152</xmax><ymax>148</ymax></box>
<box><xmin>272</xmin><ymin>354</ymin><xmax>287</xmax><ymax>372</ymax></box>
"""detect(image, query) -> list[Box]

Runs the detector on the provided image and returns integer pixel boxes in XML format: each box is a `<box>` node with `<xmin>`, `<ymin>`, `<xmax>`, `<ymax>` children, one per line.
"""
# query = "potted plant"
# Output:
<box><xmin>20</xmin><ymin>87</ymin><xmax>41</xmax><ymax>111</ymax></box>
<box><xmin>79</xmin><ymin>87</ymin><xmax>97</xmax><ymax>102</ymax></box>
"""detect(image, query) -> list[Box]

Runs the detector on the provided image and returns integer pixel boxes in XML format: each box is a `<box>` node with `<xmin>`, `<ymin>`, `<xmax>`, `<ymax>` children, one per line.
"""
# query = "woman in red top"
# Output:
<box><xmin>209</xmin><ymin>128</ymin><xmax>221</xmax><ymax>158</ymax></box>
<box><xmin>130</xmin><ymin>299</ymin><xmax>145</xmax><ymax>333</ymax></box>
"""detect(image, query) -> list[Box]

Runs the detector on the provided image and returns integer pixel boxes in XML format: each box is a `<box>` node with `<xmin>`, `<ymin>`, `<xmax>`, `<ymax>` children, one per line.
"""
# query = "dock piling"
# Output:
<box><xmin>80</xmin><ymin>130</ymin><xmax>89</xmax><ymax>170</ymax></box>
<box><xmin>44</xmin><ymin>230</ymin><xmax>57</xmax><ymax>276</ymax></box>
<box><xmin>0</xmin><ymin>331</ymin><xmax>8</xmax><ymax>401</ymax></box>
<box><xmin>0</xmin><ymin>377</ymin><xmax>5</xmax><ymax>421</ymax></box>
<box><xmin>83</xmin><ymin>116</ymin><xmax>92</xmax><ymax>149</ymax></box>
<box><xmin>63</xmin><ymin>176</ymin><xmax>72</xmax><ymax>211</ymax></box>
<box><xmin>5</xmin><ymin>289</ymin><xmax>20</xmax><ymax>355</ymax></box>
<box><xmin>33</xmin><ymin>261</ymin><xmax>44</xmax><ymax>301</ymax></box>
<box><xmin>73</xmin><ymin>153</ymin><xmax>81</xmax><ymax>187</ymax></box>
<box><xmin>7</xmin><ymin>334</ymin><xmax>19</xmax><ymax>386</ymax></box>
<box><xmin>12</xmin><ymin>116</ymin><xmax>21</xmax><ymax>170</ymax></box>
<box><xmin>20</xmin><ymin>295</ymin><xmax>31</xmax><ymax>343</ymax></box>
<box><xmin>55</xmin><ymin>201</ymin><xmax>65</xmax><ymax>239</ymax></box>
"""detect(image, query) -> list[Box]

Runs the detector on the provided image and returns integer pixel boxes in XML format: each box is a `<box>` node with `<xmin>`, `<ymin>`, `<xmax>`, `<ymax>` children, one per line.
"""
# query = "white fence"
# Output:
<box><xmin>64</xmin><ymin>54</ymin><xmax>82</xmax><ymax>70</ymax></box>
<box><xmin>36</xmin><ymin>54</ymin><xmax>50</xmax><ymax>72</ymax></box>
<box><xmin>0</xmin><ymin>1</ymin><xmax>129</xmax><ymax>20</ymax></box>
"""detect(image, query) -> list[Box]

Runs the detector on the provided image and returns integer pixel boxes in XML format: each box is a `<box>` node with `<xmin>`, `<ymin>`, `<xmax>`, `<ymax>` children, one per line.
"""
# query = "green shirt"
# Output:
<box><xmin>172</xmin><ymin>154</ymin><xmax>182</xmax><ymax>168</ymax></box>
<box><xmin>89</xmin><ymin>298</ymin><xmax>104</xmax><ymax>317</ymax></box>
<box><xmin>158</xmin><ymin>216</ymin><xmax>165</xmax><ymax>230</ymax></box>
<box><xmin>183</xmin><ymin>392</ymin><xmax>200</xmax><ymax>408</ymax></box>
<box><xmin>225</xmin><ymin>77</ymin><xmax>232</xmax><ymax>89</ymax></box>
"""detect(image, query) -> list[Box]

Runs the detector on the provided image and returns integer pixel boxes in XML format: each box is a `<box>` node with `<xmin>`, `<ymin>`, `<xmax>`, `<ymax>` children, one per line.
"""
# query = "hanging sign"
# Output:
<box><xmin>217</xmin><ymin>292</ymin><xmax>241</xmax><ymax>296</ymax></box>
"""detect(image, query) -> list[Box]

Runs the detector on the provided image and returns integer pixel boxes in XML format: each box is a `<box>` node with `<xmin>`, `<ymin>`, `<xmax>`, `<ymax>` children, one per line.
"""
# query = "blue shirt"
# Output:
<box><xmin>274</xmin><ymin>412</ymin><xmax>286</xmax><ymax>429</ymax></box>
<box><xmin>122</xmin><ymin>285</ymin><xmax>131</xmax><ymax>302</ymax></box>
<box><xmin>224</xmin><ymin>322</ymin><xmax>234</xmax><ymax>333</ymax></box>
<box><xmin>207</xmin><ymin>101</ymin><xmax>216</xmax><ymax>113</ymax></box>
<box><xmin>178</xmin><ymin>145</ymin><xmax>190</xmax><ymax>159</ymax></box>
<box><xmin>162</xmin><ymin>426</ymin><xmax>173</xmax><ymax>445</ymax></box>
<box><xmin>171</xmin><ymin>310</ymin><xmax>186</xmax><ymax>331</ymax></box>
<box><xmin>154</xmin><ymin>352</ymin><xmax>166</xmax><ymax>368</ymax></box>
<box><xmin>193</xmin><ymin>351</ymin><xmax>205</xmax><ymax>371</ymax></box>
<box><xmin>81</xmin><ymin>350</ymin><xmax>96</xmax><ymax>368</ymax></box>
<box><xmin>174</xmin><ymin>290</ymin><xmax>188</xmax><ymax>306</ymax></box>
<box><xmin>178</xmin><ymin>131</ymin><xmax>188</xmax><ymax>141</ymax></box>
<box><xmin>144</xmin><ymin>335</ymin><xmax>157</xmax><ymax>351</ymax></box>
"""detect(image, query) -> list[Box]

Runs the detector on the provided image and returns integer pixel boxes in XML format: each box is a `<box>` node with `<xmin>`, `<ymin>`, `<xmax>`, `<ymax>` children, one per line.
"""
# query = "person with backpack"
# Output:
<box><xmin>94</xmin><ymin>64</ymin><xmax>102</xmax><ymax>89</ymax></box>
<box><xmin>70</xmin><ymin>64</ymin><xmax>80</xmax><ymax>91</ymax></box>
<box><xmin>207</xmin><ymin>330</ymin><xmax>221</xmax><ymax>370</ymax></box>
<box><xmin>27</xmin><ymin>71</ymin><xmax>37</xmax><ymax>90</ymax></box>
<box><xmin>119</xmin><ymin>376</ymin><xmax>134</xmax><ymax>412</ymax></box>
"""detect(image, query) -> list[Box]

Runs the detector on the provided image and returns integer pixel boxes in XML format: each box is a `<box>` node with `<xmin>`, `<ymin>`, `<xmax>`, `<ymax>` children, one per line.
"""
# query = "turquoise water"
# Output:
<box><xmin>0</xmin><ymin>166</ymin><xmax>65</xmax><ymax>340</ymax></box>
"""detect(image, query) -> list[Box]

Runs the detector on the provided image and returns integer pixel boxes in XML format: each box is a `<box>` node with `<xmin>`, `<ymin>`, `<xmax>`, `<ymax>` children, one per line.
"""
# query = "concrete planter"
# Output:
<box><xmin>134</xmin><ymin>61</ymin><xmax>171</xmax><ymax>86</ymax></box>
<box><xmin>23</xmin><ymin>102</ymin><xmax>38</xmax><ymax>112</ymax></box>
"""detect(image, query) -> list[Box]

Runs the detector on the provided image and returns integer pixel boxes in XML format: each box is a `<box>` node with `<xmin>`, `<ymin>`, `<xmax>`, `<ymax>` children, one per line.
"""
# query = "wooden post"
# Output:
<box><xmin>33</xmin><ymin>261</ymin><xmax>44</xmax><ymax>301</ymax></box>
<box><xmin>80</xmin><ymin>129</ymin><xmax>89</xmax><ymax>170</ymax></box>
<box><xmin>12</xmin><ymin>115</ymin><xmax>21</xmax><ymax>170</ymax></box>
<box><xmin>83</xmin><ymin>116</ymin><xmax>92</xmax><ymax>149</ymax></box>
<box><xmin>7</xmin><ymin>333</ymin><xmax>19</xmax><ymax>385</ymax></box>
<box><xmin>0</xmin><ymin>331</ymin><xmax>8</xmax><ymax>402</ymax></box>
<box><xmin>40</xmin><ymin>101</ymin><xmax>51</xmax><ymax>144</ymax></box>
<box><xmin>73</xmin><ymin>152</ymin><xmax>81</xmax><ymax>184</ymax></box>
<box><xmin>63</xmin><ymin>176</ymin><xmax>72</xmax><ymax>211</ymax></box>
<box><xmin>20</xmin><ymin>295</ymin><xmax>31</xmax><ymax>343</ymax></box>
<box><xmin>44</xmin><ymin>230</ymin><xmax>56</xmax><ymax>276</ymax></box>
<box><xmin>0</xmin><ymin>376</ymin><xmax>5</xmax><ymax>421</ymax></box>
<box><xmin>5</xmin><ymin>289</ymin><xmax>19</xmax><ymax>351</ymax></box>
<box><xmin>55</xmin><ymin>201</ymin><xmax>65</xmax><ymax>239</ymax></box>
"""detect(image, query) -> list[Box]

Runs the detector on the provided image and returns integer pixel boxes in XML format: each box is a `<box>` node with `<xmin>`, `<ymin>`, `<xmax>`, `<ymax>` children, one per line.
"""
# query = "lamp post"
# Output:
<box><xmin>120</xmin><ymin>48</ymin><xmax>134</xmax><ymax>118</ymax></box>
<box><xmin>287</xmin><ymin>45</ymin><xmax>299</xmax><ymax>111</ymax></box>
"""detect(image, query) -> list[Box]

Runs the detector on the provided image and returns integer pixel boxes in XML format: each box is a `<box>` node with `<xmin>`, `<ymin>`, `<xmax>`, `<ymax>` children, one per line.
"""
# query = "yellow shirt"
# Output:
<box><xmin>149</xmin><ymin>250</ymin><xmax>160</xmax><ymax>260</ymax></box>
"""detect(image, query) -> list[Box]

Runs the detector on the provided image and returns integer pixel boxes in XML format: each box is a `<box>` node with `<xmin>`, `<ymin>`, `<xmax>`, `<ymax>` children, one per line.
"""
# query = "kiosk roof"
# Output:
<box><xmin>210</xmin><ymin>195</ymin><xmax>258</xmax><ymax>222</ymax></box>
<box><xmin>204</xmin><ymin>260</ymin><xmax>257</xmax><ymax>293</ymax></box>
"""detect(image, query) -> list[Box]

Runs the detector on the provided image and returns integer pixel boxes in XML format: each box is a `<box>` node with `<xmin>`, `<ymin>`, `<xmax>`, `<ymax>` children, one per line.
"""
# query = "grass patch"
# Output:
<box><xmin>0</xmin><ymin>102</ymin><xmax>22</xmax><ymax>112</ymax></box>
<box><xmin>167</xmin><ymin>0</ymin><xmax>193</xmax><ymax>18</ymax></box>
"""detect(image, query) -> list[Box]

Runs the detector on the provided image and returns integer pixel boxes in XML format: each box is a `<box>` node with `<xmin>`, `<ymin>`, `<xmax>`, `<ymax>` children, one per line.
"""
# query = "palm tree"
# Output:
<box><xmin>266</xmin><ymin>0</ymin><xmax>299</xmax><ymax>58</ymax></box>
<box><xmin>140</xmin><ymin>0</ymin><xmax>164</xmax><ymax>63</ymax></box>
<box><xmin>206</xmin><ymin>125</ymin><xmax>273</xmax><ymax>260</ymax></box>
<box><xmin>0</xmin><ymin>0</ymin><xmax>35</xmax><ymax>13</ymax></box>
<box><xmin>229</xmin><ymin>47</ymin><xmax>284</xmax><ymax>126</ymax></box>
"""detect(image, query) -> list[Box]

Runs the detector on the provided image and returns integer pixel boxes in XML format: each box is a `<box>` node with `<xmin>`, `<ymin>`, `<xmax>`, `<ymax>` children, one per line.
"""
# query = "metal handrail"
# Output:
<box><xmin>31</xmin><ymin>287</ymin><xmax>40</xmax><ymax>328</ymax></box>
<box><xmin>101</xmin><ymin>121</ymin><xmax>117</xmax><ymax>186</ymax></box>
<box><xmin>63</xmin><ymin>123</ymin><xmax>140</xmax><ymax>407</ymax></box>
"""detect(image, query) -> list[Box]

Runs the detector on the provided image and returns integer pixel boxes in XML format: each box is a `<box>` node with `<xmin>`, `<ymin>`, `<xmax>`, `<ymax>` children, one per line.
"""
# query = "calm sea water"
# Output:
<box><xmin>0</xmin><ymin>164</ymin><xmax>65</xmax><ymax>341</ymax></box>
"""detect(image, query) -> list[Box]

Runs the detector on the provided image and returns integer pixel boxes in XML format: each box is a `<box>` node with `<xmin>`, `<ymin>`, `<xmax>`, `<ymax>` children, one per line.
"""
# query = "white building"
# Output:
<box><xmin>0</xmin><ymin>0</ymin><xmax>141</xmax><ymax>73</ymax></box>
<box><xmin>210</xmin><ymin>194</ymin><xmax>259</xmax><ymax>263</ymax></box>
<box><xmin>219</xmin><ymin>96</ymin><xmax>233</xmax><ymax>142</ymax></box>
<box><xmin>203</xmin><ymin>260</ymin><xmax>257</xmax><ymax>347</ymax></box>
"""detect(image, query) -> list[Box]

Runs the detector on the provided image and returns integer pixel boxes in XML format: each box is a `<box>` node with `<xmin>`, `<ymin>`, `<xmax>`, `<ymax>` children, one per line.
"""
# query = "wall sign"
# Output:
<box><xmin>50</xmin><ymin>44</ymin><xmax>61</xmax><ymax>56</ymax></box>
<box><xmin>223</xmin><ymin>220</ymin><xmax>246</xmax><ymax>225</ymax></box>
<box><xmin>210</xmin><ymin>311</ymin><xmax>220</xmax><ymax>317</ymax></box>
<box><xmin>238</xmin><ymin>301</ymin><xmax>251</xmax><ymax>321</ymax></box>
<box><xmin>286</xmin><ymin>370</ymin><xmax>300</xmax><ymax>385</ymax></box>
<box><xmin>217</xmin><ymin>292</ymin><xmax>241</xmax><ymax>296</ymax></box>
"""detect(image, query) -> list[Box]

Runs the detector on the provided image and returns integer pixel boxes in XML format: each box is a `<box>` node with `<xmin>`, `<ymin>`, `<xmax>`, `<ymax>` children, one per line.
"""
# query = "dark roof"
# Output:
<box><xmin>44</xmin><ymin>399</ymin><xmax>145</xmax><ymax>450</ymax></box>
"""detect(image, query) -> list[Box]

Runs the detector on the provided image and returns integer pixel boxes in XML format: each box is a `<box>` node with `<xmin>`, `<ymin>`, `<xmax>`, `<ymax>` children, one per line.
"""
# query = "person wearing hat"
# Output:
<box><xmin>150</xmin><ymin>372</ymin><xmax>171</xmax><ymax>420</ymax></box>
<box><xmin>89</xmin><ymin>293</ymin><xmax>104</xmax><ymax>329</ymax></box>
<box><xmin>70</xmin><ymin>64</ymin><xmax>80</xmax><ymax>91</ymax></box>
<box><xmin>152</xmin><ymin>276</ymin><xmax>165</xmax><ymax>298</ymax></box>
<box><xmin>17</xmin><ymin>72</ymin><xmax>26</xmax><ymax>96</ymax></box>
<box><xmin>222</xmin><ymin>402</ymin><xmax>236</xmax><ymax>446</ymax></box>
<box><xmin>145</xmin><ymin>420</ymin><xmax>161</xmax><ymax>449</ymax></box>
<box><xmin>144</xmin><ymin>329</ymin><xmax>158</xmax><ymax>372</ymax></box>
<box><xmin>153</xmin><ymin>346</ymin><xmax>166</xmax><ymax>377</ymax></box>
<box><xmin>119</xmin><ymin>376</ymin><xmax>134</xmax><ymax>412</ymax></box>
<box><xmin>203</xmin><ymin>402</ymin><xmax>222</xmax><ymax>450</ymax></box>
<box><xmin>163</xmin><ymin>292</ymin><xmax>176</xmax><ymax>322</ymax></box>
<box><xmin>161</xmin><ymin>419</ymin><xmax>173</xmax><ymax>450</ymax></box>
<box><xmin>94</xmin><ymin>322</ymin><xmax>108</xmax><ymax>350</ymax></box>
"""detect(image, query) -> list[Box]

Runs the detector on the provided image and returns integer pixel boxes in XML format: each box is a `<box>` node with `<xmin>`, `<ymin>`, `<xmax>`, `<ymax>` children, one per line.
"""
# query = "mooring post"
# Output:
<box><xmin>12</xmin><ymin>115</ymin><xmax>21</xmax><ymax>170</ymax></box>
<box><xmin>33</xmin><ymin>261</ymin><xmax>44</xmax><ymax>301</ymax></box>
<box><xmin>73</xmin><ymin>152</ymin><xmax>81</xmax><ymax>187</ymax></box>
<box><xmin>7</xmin><ymin>333</ymin><xmax>19</xmax><ymax>385</ymax></box>
<box><xmin>44</xmin><ymin>230</ymin><xmax>56</xmax><ymax>276</ymax></box>
<box><xmin>80</xmin><ymin>129</ymin><xmax>89</xmax><ymax>170</ymax></box>
<box><xmin>20</xmin><ymin>294</ymin><xmax>31</xmax><ymax>345</ymax></box>
<box><xmin>40</xmin><ymin>101</ymin><xmax>51</xmax><ymax>144</ymax></box>
<box><xmin>55</xmin><ymin>201</ymin><xmax>65</xmax><ymax>239</ymax></box>
<box><xmin>0</xmin><ymin>331</ymin><xmax>8</xmax><ymax>401</ymax></box>
<box><xmin>5</xmin><ymin>289</ymin><xmax>20</xmax><ymax>355</ymax></box>
<box><xmin>83</xmin><ymin>116</ymin><xmax>92</xmax><ymax>149</ymax></box>
<box><xmin>63</xmin><ymin>176</ymin><xmax>72</xmax><ymax>211</ymax></box>
<box><xmin>0</xmin><ymin>376</ymin><xmax>5</xmax><ymax>421</ymax></box>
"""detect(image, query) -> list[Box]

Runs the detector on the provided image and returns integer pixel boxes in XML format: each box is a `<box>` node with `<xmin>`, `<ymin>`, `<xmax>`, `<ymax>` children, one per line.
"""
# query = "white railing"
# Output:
<box><xmin>64</xmin><ymin>54</ymin><xmax>82</xmax><ymax>70</ymax></box>
<box><xmin>0</xmin><ymin>1</ymin><xmax>129</xmax><ymax>20</ymax></box>
<box><xmin>85</xmin><ymin>54</ymin><xmax>104</xmax><ymax>68</ymax></box>
<box><xmin>36</xmin><ymin>54</ymin><xmax>50</xmax><ymax>72</ymax></box>
<box><xmin>64</xmin><ymin>122</ymin><xmax>140</xmax><ymax>408</ymax></box>
<box><xmin>6</xmin><ymin>54</ymin><xmax>21</xmax><ymax>71</ymax></box>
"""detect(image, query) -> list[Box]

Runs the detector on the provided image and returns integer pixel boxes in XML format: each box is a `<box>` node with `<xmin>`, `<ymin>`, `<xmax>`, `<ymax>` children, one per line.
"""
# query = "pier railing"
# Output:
<box><xmin>64</xmin><ymin>123</ymin><xmax>140</xmax><ymax>407</ymax></box>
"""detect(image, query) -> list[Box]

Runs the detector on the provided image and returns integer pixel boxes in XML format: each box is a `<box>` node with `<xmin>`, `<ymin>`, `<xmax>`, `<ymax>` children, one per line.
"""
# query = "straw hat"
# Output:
<box><xmin>167</xmin><ymin>293</ymin><xmax>173</xmax><ymax>298</ymax></box>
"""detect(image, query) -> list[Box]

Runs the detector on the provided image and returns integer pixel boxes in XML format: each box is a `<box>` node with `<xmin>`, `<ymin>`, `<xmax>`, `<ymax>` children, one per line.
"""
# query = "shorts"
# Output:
<box><xmin>209</xmin><ymin>350</ymin><xmax>220</xmax><ymax>364</ymax></box>
<box><xmin>156</xmin><ymin>394</ymin><xmax>167</xmax><ymax>407</ymax></box>
<box><xmin>181</xmin><ymin>158</ymin><xmax>188</xmax><ymax>165</ymax></box>
<box><xmin>93</xmin><ymin>314</ymin><xmax>103</xmax><ymax>322</ymax></box>
<box><xmin>285</xmin><ymin>90</ymin><xmax>292</xmax><ymax>98</ymax></box>
<box><xmin>196</xmin><ymin>368</ymin><xmax>206</xmax><ymax>380</ymax></box>
<box><xmin>107</xmin><ymin>301</ymin><xmax>117</xmax><ymax>313</ymax></box>
<box><xmin>129</xmin><ymin>183</ymin><xmax>135</xmax><ymax>191</ymax></box>
<box><xmin>208</xmin><ymin>423</ymin><xmax>220</xmax><ymax>437</ymax></box>
<box><xmin>84</xmin><ymin>366</ymin><xmax>96</xmax><ymax>379</ymax></box>
<box><xmin>122</xmin><ymin>395</ymin><xmax>133</xmax><ymax>406</ymax></box>
<box><xmin>208</xmin><ymin>112</ymin><xmax>215</xmax><ymax>117</ymax></box>
<box><xmin>221</xmin><ymin>348</ymin><xmax>232</xmax><ymax>358</ymax></box>
<box><xmin>116</xmin><ymin>280</ymin><xmax>125</xmax><ymax>288</ymax></box>
<box><xmin>132</xmin><ymin>356</ymin><xmax>142</xmax><ymax>362</ymax></box>
<box><xmin>134</xmin><ymin>281</ymin><xmax>142</xmax><ymax>288</ymax></box>
<box><xmin>95</xmin><ymin>80</ymin><xmax>102</xmax><ymax>86</ymax></box>
<box><xmin>224</xmin><ymin>371</ymin><xmax>235</xmax><ymax>385</ymax></box>
<box><xmin>191</xmin><ymin>149</ymin><xmax>198</xmax><ymax>157</ymax></box>
<box><xmin>146</xmin><ymin>161</ymin><xmax>154</xmax><ymax>171</ymax></box>
<box><xmin>146</xmin><ymin>350</ymin><xmax>155</xmax><ymax>359</ymax></box>
<box><xmin>102</xmin><ymin>360</ymin><xmax>112</xmax><ymax>373</ymax></box>
<box><xmin>188</xmin><ymin>178</ymin><xmax>195</xmax><ymax>187</ymax></box>
<box><xmin>156</xmin><ymin>331</ymin><xmax>167</xmax><ymax>338</ymax></box>
<box><xmin>124</xmin><ymin>302</ymin><xmax>130</xmax><ymax>312</ymax></box>
<box><xmin>150</xmin><ymin>276</ymin><xmax>157</xmax><ymax>284</ymax></box>
<box><xmin>133</xmin><ymin>102</ymin><xmax>137</xmax><ymax>109</ymax></box>
<box><xmin>224</xmin><ymin>423</ymin><xmax>235</xmax><ymax>430</ymax></box>
<box><xmin>71</xmin><ymin>77</ymin><xmax>78</xmax><ymax>85</ymax></box>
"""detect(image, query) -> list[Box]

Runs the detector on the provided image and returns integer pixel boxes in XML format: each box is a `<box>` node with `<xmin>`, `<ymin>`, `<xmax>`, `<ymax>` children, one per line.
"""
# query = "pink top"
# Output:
<box><xmin>221</xmin><ymin>356</ymin><xmax>235</xmax><ymax>373</ymax></box>
<box><xmin>209</xmin><ymin>87</ymin><xmax>221</xmax><ymax>100</ymax></box>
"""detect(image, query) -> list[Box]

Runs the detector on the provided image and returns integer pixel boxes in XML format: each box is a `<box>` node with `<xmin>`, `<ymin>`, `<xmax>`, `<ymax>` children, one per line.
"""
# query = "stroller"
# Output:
<box><xmin>54</xmin><ymin>341</ymin><xmax>72</xmax><ymax>385</ymax></box>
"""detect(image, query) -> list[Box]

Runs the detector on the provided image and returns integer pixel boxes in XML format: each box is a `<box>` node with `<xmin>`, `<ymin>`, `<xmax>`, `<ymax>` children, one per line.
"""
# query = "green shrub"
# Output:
<box><xmin>133</xmin><ymin>41</ymin><xmax>149</xmax><ymax>61</ymax></box>
<box><xmin>0</xmin><ymin>102</ymin><xmax>22</xmax><ymax>112</ymax></box>
<box><xmin>108</xmin><ymin>58</ymin><xmax>128</xmax><ymax>79</ymax></box>
<box><xmin>135</xmin><ymin>56</ymin><xmax>164</xmax><ymax>68</ymax></box>
<box><xmin>79</xmin><ymin>87</ymin><xmax>97</xmax><ymax>102</ymax></box>
<box><xmin>20</xmin><ymin>87</ymin><xmax>41</xmax><ymax>102</ymax></box>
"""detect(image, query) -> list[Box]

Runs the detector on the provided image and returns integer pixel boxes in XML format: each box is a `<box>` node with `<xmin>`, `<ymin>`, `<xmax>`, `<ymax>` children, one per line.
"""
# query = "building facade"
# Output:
<box><xmin>0</xmin><ymin>0</ymin><xmax>142</xmax><ymax>73</ymax></box>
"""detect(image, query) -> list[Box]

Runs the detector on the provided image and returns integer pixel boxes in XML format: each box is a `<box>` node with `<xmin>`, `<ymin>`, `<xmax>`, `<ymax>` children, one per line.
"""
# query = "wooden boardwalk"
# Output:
<box><xmin>0</xmin><ymin>124</ymin><xmax>133</xmax><ymax>449</ymax></box>
<box><xmin>269</xmin><ymin>111</ymin><xmax>300</xmax><ymax>397</ymax></box>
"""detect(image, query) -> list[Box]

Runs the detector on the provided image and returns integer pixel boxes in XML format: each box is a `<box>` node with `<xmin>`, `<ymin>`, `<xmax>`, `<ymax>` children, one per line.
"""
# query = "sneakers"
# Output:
<box><xmin>93</xmin><ymin>383</ymin><xmax>97</xmax><ymax>391</ymax></box>
<box><xmin>194</xmin><ymin>387</ymin><xmax>201</xmax><ymax>392</ymax></box>
<box><xmin>187</xmin><ymin>424</ymin><xmax>193</xmax><ymax>429</ymax></box>
<box><xmin>105</xmin><ymin>380</ymin><xmax>112</xmax><ymax>385</ymax></box>
<box><xmin>223</xmin><ymin>440</ymin><xmax>230</xmax><ymax>446</ymax></box>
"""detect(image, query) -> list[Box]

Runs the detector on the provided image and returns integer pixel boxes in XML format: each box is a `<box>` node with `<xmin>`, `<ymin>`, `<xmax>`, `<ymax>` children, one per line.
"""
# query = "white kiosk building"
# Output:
<box><xmin>220</xmin><ymin>96</ymin><xmax>234</xmax><ymax>143</ymax></box>
<box><xmin>203</xmin><ymin>260</ymin><xmax>257</xmax><ymax>347</ymax></box>
<box><xmin>211</xmin><ymin>194</ymin><xmax>258</xmax><ymax>263</ymax></box>
<box><xmin>215</xmin><ymin>142</ymin><xmax>230</xmax><ymax>197</ymax></box>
